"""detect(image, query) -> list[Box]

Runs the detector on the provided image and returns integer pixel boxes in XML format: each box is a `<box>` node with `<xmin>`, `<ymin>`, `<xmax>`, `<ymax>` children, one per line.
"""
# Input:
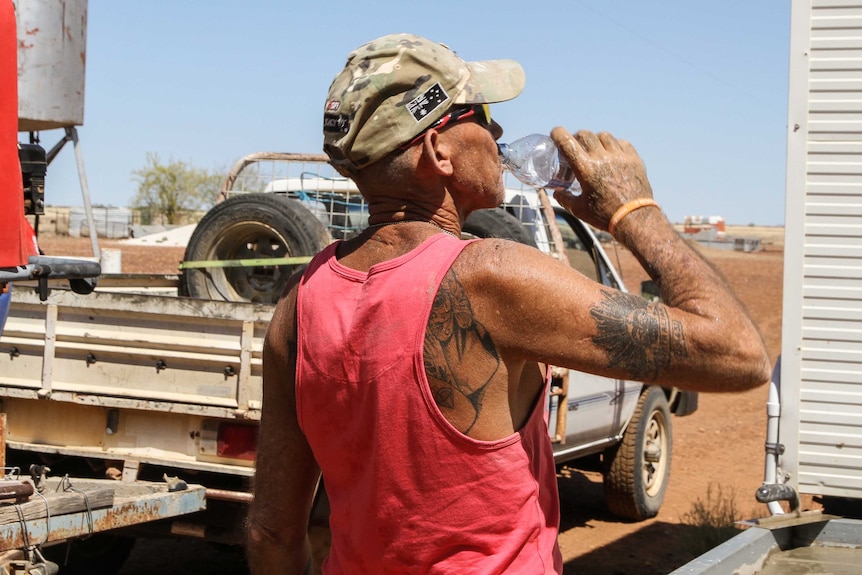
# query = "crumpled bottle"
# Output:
<box><xmin>498</xmin><ymin>133</ymin><xmax>581</xmax><ymax>193</ymax></box>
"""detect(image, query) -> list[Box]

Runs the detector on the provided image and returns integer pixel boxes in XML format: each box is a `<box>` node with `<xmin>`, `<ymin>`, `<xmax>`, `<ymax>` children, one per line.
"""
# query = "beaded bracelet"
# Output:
<box><xmin>608</xmin><ymin>198</ymin><xmax>660</xmax><ymax>236</ymax></box>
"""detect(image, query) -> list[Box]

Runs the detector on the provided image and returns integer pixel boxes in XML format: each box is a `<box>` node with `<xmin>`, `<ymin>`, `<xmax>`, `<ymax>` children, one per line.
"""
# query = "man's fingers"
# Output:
<box><xmin>574</xmin><ymin>130</ymin><xmax>602</xmax><ymax>152</ymax></box>
<box><xmin>552</xmin><ymin>189</ymin><xmax>575</xmax><ymax>212</ymax></box>
<box><xmin>598</xmin><ymin>132</ymin><xmax>621</xmax><ymax>151</ymax></box>
<box><xmin>551</xmin><ymin>127</ymin><xmax>593</xmax><ymax>195</ymax></box>
<box><xmin>551</xmin><ymin>126</ymin><xmax>581</xmax><ymax>164</ymax></box>
<box><xmin>553</xmin><ymin>189</ymin><xmax>588</xmax><ymax>218</ymax></box>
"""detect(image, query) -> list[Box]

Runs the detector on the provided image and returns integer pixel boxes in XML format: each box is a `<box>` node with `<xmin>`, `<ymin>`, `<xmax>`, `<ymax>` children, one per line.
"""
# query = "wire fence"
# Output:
<box><xmin>221</xmin><ymin>152</ymin><xmax>559</xmax><ymax>247</ymax></box>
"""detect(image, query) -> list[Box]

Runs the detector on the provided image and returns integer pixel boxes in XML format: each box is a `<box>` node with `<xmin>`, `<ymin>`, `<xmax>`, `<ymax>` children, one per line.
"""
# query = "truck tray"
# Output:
<box><xmin>0</xmin><ymin>478</ymin><xmax>205</xmax><ymax>551</ymax></box>
<box><xmin>670</xmin><ymin>516</ymin><xmax>862</xmax><ymax>575</ymax></box>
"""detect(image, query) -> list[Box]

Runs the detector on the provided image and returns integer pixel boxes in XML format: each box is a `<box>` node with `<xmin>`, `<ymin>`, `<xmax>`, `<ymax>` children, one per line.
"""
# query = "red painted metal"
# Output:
<box><xmin>0</xmin><ymin>2</ymin><xmax>37</xmax><ymax>269</ymax></box>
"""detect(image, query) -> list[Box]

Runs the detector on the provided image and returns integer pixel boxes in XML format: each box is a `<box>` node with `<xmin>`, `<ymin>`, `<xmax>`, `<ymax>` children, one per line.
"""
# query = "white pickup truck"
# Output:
<box><xmin>1</xmin><ymin>153</ymin><xmax>696</xmax><ymax>572</ymax></box>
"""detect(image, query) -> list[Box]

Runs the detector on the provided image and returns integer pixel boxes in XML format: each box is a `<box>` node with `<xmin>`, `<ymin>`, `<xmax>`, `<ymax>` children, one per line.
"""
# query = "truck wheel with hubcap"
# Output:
<box><xmin>181</xmin><ymin>193</ymin><xmax>331</xmax><ymax>303</ymax></box>
<box><xmin>602</xmin><ymin>385</ymin><xmax>672</xmax><ymax>520</ymax></box>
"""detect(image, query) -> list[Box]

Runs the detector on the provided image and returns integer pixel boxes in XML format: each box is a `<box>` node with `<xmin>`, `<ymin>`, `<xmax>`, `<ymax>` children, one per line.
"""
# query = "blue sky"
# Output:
<box><xmin>31</xmin><ymin>0</ymin><xmax>791</xmax><ymax>225</ymax></box>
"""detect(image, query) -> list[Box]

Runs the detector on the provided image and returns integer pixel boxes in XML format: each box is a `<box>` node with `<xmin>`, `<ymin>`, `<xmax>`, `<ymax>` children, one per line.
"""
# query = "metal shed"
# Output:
<box><xmin>780</xmin><ymin>0</ymin><xmax>862</xmax><ymax>502</ymax></box>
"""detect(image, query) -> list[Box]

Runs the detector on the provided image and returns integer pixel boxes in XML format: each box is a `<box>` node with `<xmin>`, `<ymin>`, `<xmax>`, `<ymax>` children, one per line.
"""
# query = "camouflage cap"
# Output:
<box><xmin>323</xmin><ymin>33</ymin><xmax>525</xmax><ymax>172</ymax></box>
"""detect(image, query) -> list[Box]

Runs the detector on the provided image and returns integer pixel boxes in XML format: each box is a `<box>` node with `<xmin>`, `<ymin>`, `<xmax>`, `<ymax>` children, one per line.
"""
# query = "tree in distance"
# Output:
<box><xmin>131</xmin><ymin>153</ymin><xmax>223</xmax><ymax>224</ymax></box>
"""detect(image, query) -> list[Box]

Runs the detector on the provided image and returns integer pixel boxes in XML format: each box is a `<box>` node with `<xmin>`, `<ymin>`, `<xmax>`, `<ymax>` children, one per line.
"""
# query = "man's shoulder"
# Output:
<box><xmin>267</xmin><ymin>270</ymin><xmax>304</xmax><ymax>345</ymax></box>
<box><xmin>452</xmin><ymin>236</ymin><xmax>545</xmax><ymax>283</ymax></box>
<box><xmin>457</xmin><ymin>235</ymin><xmax>541</xmax><ymax>260</ymax></box>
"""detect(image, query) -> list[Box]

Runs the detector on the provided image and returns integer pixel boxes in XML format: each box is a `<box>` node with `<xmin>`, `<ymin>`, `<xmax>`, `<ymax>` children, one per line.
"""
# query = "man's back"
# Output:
<box><xmin>295</xmin><ymin>234</ymin><xmax>562</xmax><ymax>574</ymax></box>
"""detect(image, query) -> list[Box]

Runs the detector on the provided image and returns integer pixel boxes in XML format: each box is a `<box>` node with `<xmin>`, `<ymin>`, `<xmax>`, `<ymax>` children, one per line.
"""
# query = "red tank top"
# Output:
<box><xmin>295</xmin><ymin>233</ymin><xmax>562</xmax><ymax>574</ymax></box>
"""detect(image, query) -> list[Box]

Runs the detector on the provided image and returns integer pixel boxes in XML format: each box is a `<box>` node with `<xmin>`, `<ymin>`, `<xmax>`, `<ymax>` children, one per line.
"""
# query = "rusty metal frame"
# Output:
<box><xmin>0</xmin><ymin>479</ymin><xmax>206</xmax><ymax>552</ymax></box>
<box><xmin>217</xmin><ymin>152</ymin><xmax>331</xmax><ymax>203</ymax></box>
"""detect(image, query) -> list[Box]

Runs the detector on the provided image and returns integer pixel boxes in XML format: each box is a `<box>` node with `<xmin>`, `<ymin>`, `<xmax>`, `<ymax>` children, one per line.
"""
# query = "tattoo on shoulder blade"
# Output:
<box><xmin>590</xmin><ymin>290</ymin><xmax>687</xmax><ymax>380</ymax></box>
<box><xmin>424</xmin><ymin>270</ymin><xmax>499</xmax><ymax>434</ymax></box>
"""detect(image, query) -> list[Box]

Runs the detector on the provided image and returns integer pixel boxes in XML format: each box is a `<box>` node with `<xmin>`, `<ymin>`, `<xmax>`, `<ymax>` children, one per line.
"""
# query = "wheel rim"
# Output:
<box><xmin>642</xmin><ymin>409</ymin><xmax>669</xmax><ymax>497</ymax></box>
<box><xmin>207</xmin><ymin>220</ymin><xmax>294</xmax><ymax>303</ymax></box>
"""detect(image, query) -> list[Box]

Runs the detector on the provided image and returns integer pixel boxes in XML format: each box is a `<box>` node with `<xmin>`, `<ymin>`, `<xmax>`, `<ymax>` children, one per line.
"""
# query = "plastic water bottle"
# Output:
<box><xmin>498</xmin><ymin>134</ymin><xmax>581</xmax><ymax>193</ymax></box>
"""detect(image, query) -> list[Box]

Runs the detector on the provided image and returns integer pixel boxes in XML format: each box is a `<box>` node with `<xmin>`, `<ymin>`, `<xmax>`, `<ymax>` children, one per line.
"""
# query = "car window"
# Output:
<box><xmin>554</xmin><ymin>212</ymin><xmax>599</xmax><ymax>282</ymax></box>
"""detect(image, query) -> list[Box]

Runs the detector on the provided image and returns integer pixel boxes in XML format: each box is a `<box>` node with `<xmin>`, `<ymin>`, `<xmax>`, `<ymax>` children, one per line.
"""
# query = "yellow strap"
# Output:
<box><xmin>608</xmin><ymin>198</ymin><xmax>659</xmax><ymax>236</ymax></box>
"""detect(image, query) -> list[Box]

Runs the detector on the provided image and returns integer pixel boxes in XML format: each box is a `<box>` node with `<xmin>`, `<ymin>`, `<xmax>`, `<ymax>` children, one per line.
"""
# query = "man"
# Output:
<box><xmin>247</xmin><ymin>33</ymin><xmax>771</xmax><ymax>574</ymax></box>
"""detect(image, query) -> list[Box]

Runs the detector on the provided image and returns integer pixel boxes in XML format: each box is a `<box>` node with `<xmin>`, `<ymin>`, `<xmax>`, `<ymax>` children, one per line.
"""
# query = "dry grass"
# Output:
<box><xmin>680</xmin><ymin>483</ymin><xmax>744</xmax><ymax>557</ymax></box>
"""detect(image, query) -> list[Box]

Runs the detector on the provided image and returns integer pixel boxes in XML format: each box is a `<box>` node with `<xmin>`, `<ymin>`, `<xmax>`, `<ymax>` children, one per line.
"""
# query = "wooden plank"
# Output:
<box><xmin>40</xmin><ymin>303</ymin><xmax>57</xmax><ymax>398</ymax></box>
<box><xmin>0</xmin><ymin>486</ymin><xmax>113</xmax><ymax>525</ymax></box>
<box><xmin>0</xmin><ymin>481</ymin><xmax>206</xmax><ymax>551</ymax></box>
<box><xmin>236</xmin><ymin>320</ymin><xmax>254</xmax><ymax>412</ymax></box>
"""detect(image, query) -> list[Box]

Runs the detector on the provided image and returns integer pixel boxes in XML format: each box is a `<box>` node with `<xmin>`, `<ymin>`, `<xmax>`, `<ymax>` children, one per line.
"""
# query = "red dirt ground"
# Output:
<box><xmin>38</xmin><ymin>234</ymin><xmax>789</xmax><ymax>574</ymax></box>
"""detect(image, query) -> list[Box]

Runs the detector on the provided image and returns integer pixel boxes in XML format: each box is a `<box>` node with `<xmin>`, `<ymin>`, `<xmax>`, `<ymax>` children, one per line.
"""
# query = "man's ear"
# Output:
<box><xmin>420</xmin><ymin>130</ymin><xmax>454</xmax><ymax>177</ymax></box>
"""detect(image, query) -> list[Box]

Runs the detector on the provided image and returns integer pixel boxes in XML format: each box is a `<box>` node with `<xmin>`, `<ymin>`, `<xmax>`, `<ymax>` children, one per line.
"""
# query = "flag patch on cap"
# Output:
<box><xmin>323</xmin><ymin>113</ymin><xmax>351</xmax><ymax>134</ymax></box>
<box><xmin>406</xmin><ymin>83</ymin><xmax>449</xmax><ymax>123</ymax></box>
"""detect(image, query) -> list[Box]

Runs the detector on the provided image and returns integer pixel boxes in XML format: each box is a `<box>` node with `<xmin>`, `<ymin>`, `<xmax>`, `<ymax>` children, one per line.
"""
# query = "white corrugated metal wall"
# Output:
<box><xmin>782</xmin><ymin>0</ymin><xmax>862</xmax><ymax>499</ymax></box>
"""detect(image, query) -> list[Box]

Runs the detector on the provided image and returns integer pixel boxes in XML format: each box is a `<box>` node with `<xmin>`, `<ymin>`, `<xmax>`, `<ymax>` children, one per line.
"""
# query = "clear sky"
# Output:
<box><xmin>30</xmin><ymin>0</ymin><xmax>791</xmax><ymax>225</ymax></box>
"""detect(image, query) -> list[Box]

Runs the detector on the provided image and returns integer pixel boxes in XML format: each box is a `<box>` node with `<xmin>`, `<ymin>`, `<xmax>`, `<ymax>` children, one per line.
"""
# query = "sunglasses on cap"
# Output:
<box><xmin>400</xmin><ymin>104</ymin><xmax>492</xmax><ymax>150</ymax></box>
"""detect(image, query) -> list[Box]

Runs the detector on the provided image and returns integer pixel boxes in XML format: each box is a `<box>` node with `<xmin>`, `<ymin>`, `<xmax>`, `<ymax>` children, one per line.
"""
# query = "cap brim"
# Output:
<box><xmin>455</xmin><ymin>59</ymin><xmax>526</xmax><ymax>105</ymax></box>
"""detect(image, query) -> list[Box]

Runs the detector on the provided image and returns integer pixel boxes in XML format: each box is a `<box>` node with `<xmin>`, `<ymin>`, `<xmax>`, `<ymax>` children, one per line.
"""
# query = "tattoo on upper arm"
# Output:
<box><xmin>424</xmin><ymin>270</ymin><xmax>499</xmax><ymax>434</ymax></box>
<box><xmin>590</xmin><ymin>290</ymin><xmax>687</xmax><ymax>380</ymax></box>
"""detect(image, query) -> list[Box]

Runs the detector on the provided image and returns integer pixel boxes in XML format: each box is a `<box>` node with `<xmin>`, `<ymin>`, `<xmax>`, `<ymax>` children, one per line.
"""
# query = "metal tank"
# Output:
<box><xmin>15</xmin><ymin>0</ymin><xmax>88</xmax><ymax>131</ymax></box>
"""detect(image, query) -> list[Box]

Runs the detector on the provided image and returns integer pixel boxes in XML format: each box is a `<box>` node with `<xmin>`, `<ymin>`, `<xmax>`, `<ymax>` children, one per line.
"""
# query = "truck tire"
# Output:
<box><xmin>463</xmin><ymin>208</ymin><xmax>538</xmax><ymax>247</ymax></box>
<box><xmin>602</xmin><ymin>386</ymin><xmax>672</xmax><ymax>520</ymax></box>
<box><xmin>181</xmin><ymin>193</ymin><xmax>331</xmax><ymax>303</ymax></box>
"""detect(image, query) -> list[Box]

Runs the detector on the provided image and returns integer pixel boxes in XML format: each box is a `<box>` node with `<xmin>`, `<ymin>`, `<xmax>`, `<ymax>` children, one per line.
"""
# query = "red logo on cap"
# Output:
<box><xmin>326</xmin><ymin>101</ymin><xmax>341</xmax><ymax>112</ymax></box>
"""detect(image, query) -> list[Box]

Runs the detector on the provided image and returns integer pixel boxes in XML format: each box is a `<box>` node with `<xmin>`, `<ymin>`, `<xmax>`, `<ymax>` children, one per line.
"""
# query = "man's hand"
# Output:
<box><xmin>550</xmin><ymin>127</ymin><xmax>655</xmax><ymax>233</ymax></box>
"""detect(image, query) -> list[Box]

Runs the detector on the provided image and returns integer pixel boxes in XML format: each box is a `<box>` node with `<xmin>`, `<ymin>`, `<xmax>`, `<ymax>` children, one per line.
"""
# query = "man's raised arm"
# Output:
<box><xmin>551</xmin><ymin>127</ymin><xmax>771</xmax><ymax>392</ymax></box>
